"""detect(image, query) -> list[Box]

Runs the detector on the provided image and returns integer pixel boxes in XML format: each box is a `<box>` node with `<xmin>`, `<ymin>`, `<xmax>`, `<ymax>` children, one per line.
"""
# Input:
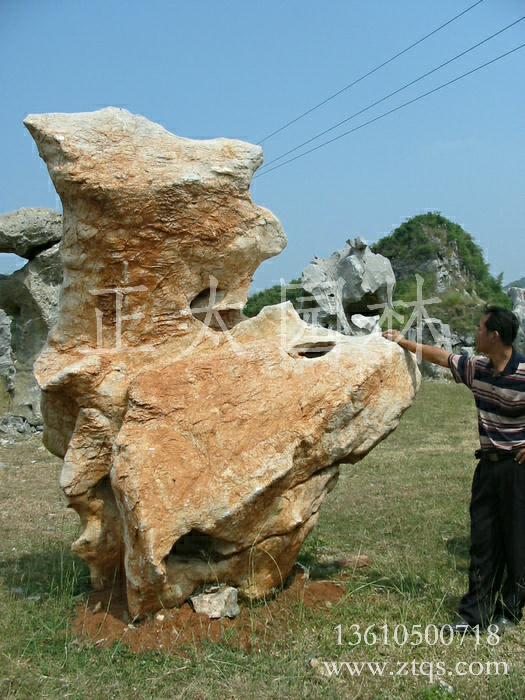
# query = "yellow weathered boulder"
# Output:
<box><xmin>25</xmin><ymin>108</ymin><xmax>419</xmax><ymax>617</ymax></box>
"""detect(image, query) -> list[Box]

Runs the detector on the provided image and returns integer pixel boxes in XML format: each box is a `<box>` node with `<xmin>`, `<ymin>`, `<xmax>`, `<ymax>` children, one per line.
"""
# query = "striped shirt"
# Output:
<box><xmin>448</xmin><ymin>349</ymin><xmax>525</xmax><ymax>452</ymax></box>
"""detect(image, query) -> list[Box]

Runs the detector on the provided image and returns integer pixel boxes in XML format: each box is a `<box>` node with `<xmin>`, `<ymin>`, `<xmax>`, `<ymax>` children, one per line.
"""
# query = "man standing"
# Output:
<box><xmin>383</xmin><ymin>306</ymin><xmax>525</xmax><ymax>634</ymax></box>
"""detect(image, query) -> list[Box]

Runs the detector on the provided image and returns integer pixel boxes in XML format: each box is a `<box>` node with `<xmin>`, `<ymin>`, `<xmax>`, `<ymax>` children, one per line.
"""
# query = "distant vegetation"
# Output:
<box><xmin>244</xmin><ymin>278</ymin><xmax>302</xmax><ymax>317</ymax></box>
<box><xmin>505</xmin><ymin>275</ymin><xmax>525</xmax><ymax>290</ymax></box>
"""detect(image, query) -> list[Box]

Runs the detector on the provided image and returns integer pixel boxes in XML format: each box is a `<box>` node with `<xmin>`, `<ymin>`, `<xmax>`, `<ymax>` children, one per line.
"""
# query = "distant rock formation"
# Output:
<box><xmin>26</xmin><ymin>107</ymin><xmax>420</xmax><ymax>618</ymax></box>
<box><xmin>0</xmin><ymin>309</ymin><xmax>15</xmax><ymax>392</ymax></box>
<box><xmin>300</xmin><ymin>237</ymin><xmax>395</xmax><ymax>335</ymax></box>
<box><xmin>450</xmin><ymin>331</ymin><xmax>475</xmax><ymax>355</ymax></box>
<box><xmin>407</xmin><ymin>318</ymin><xmax>453</xmax><ymax>380</ymax></box>
<box><xmin>508</xmin><ymin>286</ymin><xmax>525</xmax><ymax>353</ymax></box>
<box><xmin>0</xmin><ymin>208</ymin><xmax>61</xmax><ymax>258</ymax></box>
<box><xmin>0</xmin><ymin>208</ymin><xmax>62</xmax><ymax>426</ymax></box>
<box><xmin>429</xmin><ymin>239</ymin><xmax>477</xmax><ymax>298</ymax></box>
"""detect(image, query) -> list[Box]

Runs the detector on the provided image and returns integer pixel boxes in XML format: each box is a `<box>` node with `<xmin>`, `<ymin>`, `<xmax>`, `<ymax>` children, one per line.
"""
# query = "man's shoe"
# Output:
<box><xmin>489</xmin><ymin>614</ymin><xmax>516</xmax><ymax>636</ymax></box>
<box><xmin>441</xmin><ymin>617</ymin><xmax>476</xmax><ymax>635</ymax></box>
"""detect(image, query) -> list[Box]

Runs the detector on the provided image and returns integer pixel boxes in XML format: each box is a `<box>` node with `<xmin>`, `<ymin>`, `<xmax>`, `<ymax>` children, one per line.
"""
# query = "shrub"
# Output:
<box><xmin>244</xmin><ymin>278</ymin><xmax>302</xmax><ymax>317</ymax></box>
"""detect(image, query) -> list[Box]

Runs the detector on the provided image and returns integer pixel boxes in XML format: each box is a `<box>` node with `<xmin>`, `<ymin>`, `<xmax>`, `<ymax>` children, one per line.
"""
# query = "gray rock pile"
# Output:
<box><xmin>0</xmin><ymin>208</ymin><xmax>62</xmax><ymax>428</ymax></box>
<box><xmin>300</xmin><ymin>237</ymin><xmax>395</xmax><ymax>335</ymax></box>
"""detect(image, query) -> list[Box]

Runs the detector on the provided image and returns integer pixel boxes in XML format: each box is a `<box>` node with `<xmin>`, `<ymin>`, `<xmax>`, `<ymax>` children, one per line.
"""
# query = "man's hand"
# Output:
<box><xmin>382</xmin><ymin>328</ymin><xmax>451</xmax><ymax>368</ymax></box>
<box><xmin>382</xmin><ymin>329</ymin><xmax>403</xmax><ymax>343</ymax></box>
<box><xmin>515</xmin><ymin>448</ymin><xmax>525</xmax><ymax>465</ymax></box>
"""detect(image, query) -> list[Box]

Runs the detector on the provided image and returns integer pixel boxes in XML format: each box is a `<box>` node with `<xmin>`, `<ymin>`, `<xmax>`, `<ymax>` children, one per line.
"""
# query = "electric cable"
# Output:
<box><xmin>256</xmin><ymin>15</ymin><xmax>525</xmax><ymax>173</ymax></box>
<box><xmin>253</xmin><ymin>42</ymin><xmax>525</xmax><ymax>179</ymax></box>
<box><xmin>257</xmin><ymin>0</ymin><xmax>485</xmax><ymax>145</ymax></box>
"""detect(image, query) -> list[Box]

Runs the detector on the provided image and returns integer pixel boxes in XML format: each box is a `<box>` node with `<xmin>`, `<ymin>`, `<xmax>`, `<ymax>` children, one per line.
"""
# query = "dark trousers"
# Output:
<box><xmin>459</xmin><ymin>454</ymin><xmax>525</xmax><ymax>626</ymax></box>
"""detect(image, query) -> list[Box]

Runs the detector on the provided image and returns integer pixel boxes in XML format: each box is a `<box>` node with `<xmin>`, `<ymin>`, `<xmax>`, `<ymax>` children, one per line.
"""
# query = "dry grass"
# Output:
<box><xmin>1</xmin><ymin>381</ymin><xmax>524</xmax><ymax>699</ymax></box>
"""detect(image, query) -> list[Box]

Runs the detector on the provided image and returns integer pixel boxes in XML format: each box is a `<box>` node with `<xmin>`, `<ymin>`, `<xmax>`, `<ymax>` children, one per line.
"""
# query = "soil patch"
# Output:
<box><xmin>73</xmin><ymin>573</ymin><xmax>350</xmax><ymax>655</ymax></box>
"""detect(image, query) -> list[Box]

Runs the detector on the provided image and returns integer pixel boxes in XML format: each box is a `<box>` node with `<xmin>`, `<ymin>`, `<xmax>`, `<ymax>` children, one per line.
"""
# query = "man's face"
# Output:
<box><xmin>476</xmin><ymin>314</ymin><xmax>494</xmax><ymax>354</ymax></box>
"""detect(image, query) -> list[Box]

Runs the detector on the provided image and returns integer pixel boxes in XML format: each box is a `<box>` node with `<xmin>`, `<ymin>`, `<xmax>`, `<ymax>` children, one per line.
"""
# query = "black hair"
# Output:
<box><xmin>484</xmin><ymin>305</ymin><xmax>519</xmax><ymax>347</ymax></box>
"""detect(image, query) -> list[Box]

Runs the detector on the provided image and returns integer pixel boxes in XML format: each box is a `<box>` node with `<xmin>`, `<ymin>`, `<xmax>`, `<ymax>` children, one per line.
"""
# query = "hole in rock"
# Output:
<box><xmin>289</xmin><ymin>341</ymin><xmax>336</xmax><ymax>359</ymax></box>
<box><xmin>190</xmin><ymin>288</ymin><xmax>243</xmax><ymax>330</ymax></box>
<box><xmin>0</xmin><ymin>253</ymin><xmax>26</xmax><ymax>276</ymax></box>
<box><xmin>170</xmin><ymin>529</ymin><xmax>236</xmax><ymax>562</ymax></box>
<box><xmin>343</xmin><ymin>294</ymin><xmax>382</xmax><ymax>317</ymax></box>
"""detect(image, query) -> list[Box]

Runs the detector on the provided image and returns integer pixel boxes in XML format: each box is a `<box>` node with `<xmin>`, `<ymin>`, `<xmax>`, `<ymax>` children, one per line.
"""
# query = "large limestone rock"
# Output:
<box><xmin>508</xmin><ymin>287</ymin><xmax>525</xmax><ymax>353</ymax></box>
<box><xmin>300</xmin><ymin>237</ymin><xmax>395</xmax><ymax>335</ymax></box>
<box><xmin>25</xmin><ymin>107</ymin><xmax>419</xmax><ymax>618</ymax></box>
<box><xmin>0</xmin><ymin>208</ymin><xmax>62</xmax><ymax>259</ymax></box>
<box><xmin>0</xmin><ymin>209</ymin><xmax>63</xmax><ymax>425</ymax></box>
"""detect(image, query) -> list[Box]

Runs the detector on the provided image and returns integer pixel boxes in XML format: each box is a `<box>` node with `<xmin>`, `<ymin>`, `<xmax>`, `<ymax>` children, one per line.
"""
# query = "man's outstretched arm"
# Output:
<box><xmin>382</xmin><ymin>329</ymin><xmax>451</xmax><ymax>368</ymax></box>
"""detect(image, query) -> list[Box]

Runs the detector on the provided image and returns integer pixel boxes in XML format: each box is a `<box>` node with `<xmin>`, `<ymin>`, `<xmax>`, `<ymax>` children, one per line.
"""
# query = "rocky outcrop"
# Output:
<box><xmin>0</xmin><ymin>309</ymin><xmax>15</xmax><ymax>392</ymax></box>
<box><xmin>0</xmin><ymin>209</ymin><xmax>63</xmax><ymax>426</ymax></box>
<box><xmin>0</xmin><ymin>208</ymin><xmax>62</xmax><ymax>259</ymax></box>
<box><xmin>508</xmin><ymin>287</ymin><xmax>525</xmax><ymax>353</ymax></box>
<box><xmin>429</xmin><ymin>239</ymin><xmax>475</xmax><ymax>297</ymax></box>
<box><xmin>450</xmin><ymin>331</ymin><xmax>475</xmax><ymax>355</ymax></box>
<box><xmin>300</xmin><ymin>237</ymin><xmax>395</xmax><ymax>335</ymax></box>
<box><xmin>26</xmin><ymin>107</ymin><xmax>419</xmax><ymax>618</ymax></box>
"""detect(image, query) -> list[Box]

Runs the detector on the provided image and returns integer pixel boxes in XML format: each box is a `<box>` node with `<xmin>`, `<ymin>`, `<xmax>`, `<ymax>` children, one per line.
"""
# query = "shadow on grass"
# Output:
<box><xmin>365</xmin><ymin>568</ymin><xmax>433</xmax><ymax>596</ymax></box>
<box><xmin>299</xmin><ymin>559</ymin><xmax>354</xmax><ymax>580</ymax></box>
<box><xmin>298</xmin><ymin>557</ymin><xmax>442</xmax><ymax>601</ymax></box>
<box><xmin>0</xmin><ymin>546</ymin><xmax>91</xmax><ymax>599</ymax></box>
<box><xmin>445</xmin><ymin>535</ymin><xmax>470</xmax><ymax>558</ymax></box>
<box><xmin>359</xmin><ymin>569</ymin><xmax>462</xmax><ymax>619</ymax></box>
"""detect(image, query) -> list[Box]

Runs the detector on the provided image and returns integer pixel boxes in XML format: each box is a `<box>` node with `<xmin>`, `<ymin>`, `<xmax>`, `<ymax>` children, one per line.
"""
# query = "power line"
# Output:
<box><xmin>256</xmin><ymin>16</ymin><xmax>525</xmax><ymax>173</ymax></box>
<box><xmin>256</xmin><ymin>0</ymin><xmax>485</xmax><ymax>145</ymax></box>
<box><xmin>253</xmin><ymin>42</ymin><xmax>525</xmax><ymax>179</ymax></box>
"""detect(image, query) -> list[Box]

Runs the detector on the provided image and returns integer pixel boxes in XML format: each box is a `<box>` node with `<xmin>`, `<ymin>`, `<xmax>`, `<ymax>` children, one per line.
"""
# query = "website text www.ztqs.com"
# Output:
<box><xmin>322</xmin><ymin>659</ymin><xmax>509</xmax><ymax>683</ymax></box>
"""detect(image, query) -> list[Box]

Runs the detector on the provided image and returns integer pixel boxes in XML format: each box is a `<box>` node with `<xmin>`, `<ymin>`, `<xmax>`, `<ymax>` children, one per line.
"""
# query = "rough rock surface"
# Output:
<box><xmin>430</xmin><ymin>240</ymin><xmax>474</xmax><ymax>296</ymax></box>
<box><xmin>189</xmin><ymin>585</ymin><xmax>240</xmax><ymax>619</ymax></box>
<box><xmin>407</xmin><ymin>318</ymin><xmax>452</xmax><ymax>380</ymax></box>
<box><xmin>0</xmin><ymin>210</ymin><xmax>63</xmax><ymax>425</ymax></box>
<box><xmin>0</xmin><ymin>208</ymin><xmax>62</xmax><ymax>259</ymax></box>
<box><xmin>26</xmin><ymin>107</ymin><xmax>419</xmax><ymax>618</ymax></box>
<box><xmin>451</xmin><ymin>331</ymin><xmax>475</xmax><ymax>355</ymax></box>
<box><xmin>508</xmin><ymin>287</ymin><xmax>525</xmax><ymax>354</ymax></box>
<box><xmin>300</xmin><ymin>237</ymin><xmax>395</xmax><ymax>335</ymax></box>
<box><xmin>0</xmin><ymin>309</ymin><xmax>15</xmax><ymax>392</ymax></box>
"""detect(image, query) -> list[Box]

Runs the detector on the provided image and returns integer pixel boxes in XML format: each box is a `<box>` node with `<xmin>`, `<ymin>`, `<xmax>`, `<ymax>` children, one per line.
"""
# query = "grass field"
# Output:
<box><xmin>1</xmin><ymin>381</ymin><xmax>524</xmax><ymax>699</ymax></box>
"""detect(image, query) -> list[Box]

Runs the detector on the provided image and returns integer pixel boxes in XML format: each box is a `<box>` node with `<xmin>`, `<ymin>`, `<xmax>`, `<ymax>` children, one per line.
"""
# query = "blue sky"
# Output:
<box><xmin>1</xmin><ymin>0</ymin><xmax>524</xmax><ymax>291</ymax></box>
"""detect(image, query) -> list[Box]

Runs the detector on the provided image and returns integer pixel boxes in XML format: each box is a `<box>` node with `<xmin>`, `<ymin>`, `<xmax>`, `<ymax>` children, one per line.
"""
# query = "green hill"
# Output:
<box><xmin>371</xmin><ymin>212</ymin><xmax>511</xmax><ymax>335</ymax></box>
<box><xmin>505</xmin><ymin>276</ymin><xmax>525</xmax><ymax>290</ymax></box>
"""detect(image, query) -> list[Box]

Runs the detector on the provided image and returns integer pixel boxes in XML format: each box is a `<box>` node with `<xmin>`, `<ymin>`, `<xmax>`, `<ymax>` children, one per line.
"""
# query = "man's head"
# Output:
<box><xmin>476</xmin><ymin>305</ymin><xmax>519</xmax><ymax>351</ymax></box>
